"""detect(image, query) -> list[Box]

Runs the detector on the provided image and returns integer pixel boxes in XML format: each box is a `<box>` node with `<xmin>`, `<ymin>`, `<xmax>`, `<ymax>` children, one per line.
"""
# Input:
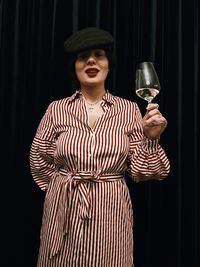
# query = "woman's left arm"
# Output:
<box><xmin>127</xmin><ymin>103</ymin><xmax>170</xmax><ymax>182</ymax></box>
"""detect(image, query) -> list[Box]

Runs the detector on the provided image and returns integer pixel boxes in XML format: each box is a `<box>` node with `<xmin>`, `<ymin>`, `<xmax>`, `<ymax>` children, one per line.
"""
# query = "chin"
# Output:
<box><xmin>83</xmin><ymin>79</ymin><xmax>104</xmax><ymax>86</ymax></box>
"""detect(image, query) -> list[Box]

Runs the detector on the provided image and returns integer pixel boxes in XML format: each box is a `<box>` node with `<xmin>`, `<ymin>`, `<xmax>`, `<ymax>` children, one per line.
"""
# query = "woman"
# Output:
<box><xmin>30</xmin><ymin>27</ymin><xmax>170</xmax><ymax>267</ymax></box>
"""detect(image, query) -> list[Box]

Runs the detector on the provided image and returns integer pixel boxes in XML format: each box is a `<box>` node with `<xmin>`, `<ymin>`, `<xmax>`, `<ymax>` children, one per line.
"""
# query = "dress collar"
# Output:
<box><xmin>68</xmin><ymin>90</ymin><xmax>81</xmax><ymax>102</ymax></box>
<box><xmin>68</xmin><ymin>89</ymin><xmax>116</xmax><ymax>105</ymax></box>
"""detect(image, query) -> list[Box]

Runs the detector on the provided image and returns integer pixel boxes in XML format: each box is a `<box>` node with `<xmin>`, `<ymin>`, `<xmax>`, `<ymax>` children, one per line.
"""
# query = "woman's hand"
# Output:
<box><xmin>142</xmin><ymin>103</ymin><xmax>167</xmax><ymax>140</ymax></box>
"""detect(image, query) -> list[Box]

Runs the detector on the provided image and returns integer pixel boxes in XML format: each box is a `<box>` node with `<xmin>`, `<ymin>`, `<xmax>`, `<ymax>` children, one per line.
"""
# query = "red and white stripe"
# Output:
<box><xmin>30</xmin><ymin>90</ymin><xmax>170</xmax><ymax>267</ymax></box>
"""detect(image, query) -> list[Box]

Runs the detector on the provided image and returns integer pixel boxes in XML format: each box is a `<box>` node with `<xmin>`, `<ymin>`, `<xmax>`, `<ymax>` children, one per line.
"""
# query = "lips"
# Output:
<box><xmin>85</xmin><ymin>68</ymin><xmax>99</xmax><ymax>77</ymax></box>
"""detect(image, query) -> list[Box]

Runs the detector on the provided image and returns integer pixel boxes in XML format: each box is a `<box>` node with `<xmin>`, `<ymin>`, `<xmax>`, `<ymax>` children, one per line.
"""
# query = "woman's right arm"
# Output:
<box><xmin>30</xmin><ymin>103</ymin><xmax>56</xmax><ymax>191</ymax></box>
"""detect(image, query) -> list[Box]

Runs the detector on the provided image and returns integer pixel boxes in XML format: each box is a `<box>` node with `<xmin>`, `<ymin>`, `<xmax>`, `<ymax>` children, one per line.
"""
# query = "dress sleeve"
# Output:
<box><xmin>30</xmin><ymin>103</ymin><xmax>56</xmax><ymax>191</ymax></box>
<box><xmin>127</xmin><ymin>103</ymin><xmax>170</xmax><ymax>182</ymax></box>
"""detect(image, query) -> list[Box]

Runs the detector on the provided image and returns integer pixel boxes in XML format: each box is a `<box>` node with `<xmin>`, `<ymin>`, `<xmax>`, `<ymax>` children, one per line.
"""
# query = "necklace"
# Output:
<box><xmin>86</xmin><ymin>99</ymin><xmax>101</xmax><ymax>105</ymax></box>
<box><xmin>84</xmin><ymin>97</ymin><xmax>103</xmax><ymax>113</ymax></box>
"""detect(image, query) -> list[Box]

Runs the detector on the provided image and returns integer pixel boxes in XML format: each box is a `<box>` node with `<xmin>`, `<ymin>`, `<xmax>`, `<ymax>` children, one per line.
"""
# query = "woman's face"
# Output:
<box><xmin>75</xmin><ymin>49</ymin><xmax>109</xmax><ymax>87</ymax></box>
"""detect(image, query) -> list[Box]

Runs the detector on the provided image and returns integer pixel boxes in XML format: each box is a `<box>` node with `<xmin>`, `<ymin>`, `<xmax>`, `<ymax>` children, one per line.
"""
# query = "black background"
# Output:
<box><xmin>1</xmin><ymin>0</ymin><xmax>199</xmax><ymax>266</ymax></box>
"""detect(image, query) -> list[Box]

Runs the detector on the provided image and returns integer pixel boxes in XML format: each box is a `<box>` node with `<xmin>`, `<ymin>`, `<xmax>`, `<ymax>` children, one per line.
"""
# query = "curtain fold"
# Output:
<box><xmin>1</xmin><ymin>0</ymin><xmax>199</xmax><ymax>266</ymax></box>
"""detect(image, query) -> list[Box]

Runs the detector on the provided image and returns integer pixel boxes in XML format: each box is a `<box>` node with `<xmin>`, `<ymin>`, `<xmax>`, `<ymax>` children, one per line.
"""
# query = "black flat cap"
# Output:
<box><xmin>64</xmin><ymin>27</ymin><xmax>114</xmax><ymax>54</ymax></box>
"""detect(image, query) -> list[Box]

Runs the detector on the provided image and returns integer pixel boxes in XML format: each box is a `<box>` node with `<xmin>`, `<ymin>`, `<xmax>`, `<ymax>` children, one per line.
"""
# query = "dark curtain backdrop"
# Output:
<box><xmin>1</xmin><ymin>0</ymin><xmax>199</xmax><ymax>266</ymax></box>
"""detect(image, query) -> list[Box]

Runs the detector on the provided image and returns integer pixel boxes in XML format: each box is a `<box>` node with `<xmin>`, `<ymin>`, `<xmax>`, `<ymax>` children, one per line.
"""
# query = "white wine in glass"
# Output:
<box><xmin>135</xmin><ymin>62</ymin><xmax>161</xmax><ymax>103</ymax></box>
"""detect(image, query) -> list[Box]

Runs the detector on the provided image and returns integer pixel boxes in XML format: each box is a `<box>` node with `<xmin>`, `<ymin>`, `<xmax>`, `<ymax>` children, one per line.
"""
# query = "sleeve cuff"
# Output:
<box><xmin>142</xmin><ymin>137</ymin><xmax>159</xmax><ymax>153</ymax></box>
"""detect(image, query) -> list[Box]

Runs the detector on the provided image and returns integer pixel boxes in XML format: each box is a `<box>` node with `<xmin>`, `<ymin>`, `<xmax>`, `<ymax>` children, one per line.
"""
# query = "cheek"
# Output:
<box><xmin>100</xmin><ymin>60</ymin><xmax>109</xmax><ymax>71</ymax></box>
<box><xmin>75</xmin><ymin>62</ymin><xmax>80</xmax><ymax>74</ymax></box>
<box><xmin>102</xmin><ymin>64</ymin><xmax>109</xmax><ymax>77</ymax></box>
<box><xmin>102</xmin><ymin>69</ymin><xmax>109</xmax><ymax>79</ymax></box>
<box><xmin>75</xmin><ymin>63</ymin><xmax>84</xmax><ymax>79</ymax></box>
<box><xmin>75</xmin><ymin>70</ymin><xmax>81</xmax><ymax>80</ymax></box>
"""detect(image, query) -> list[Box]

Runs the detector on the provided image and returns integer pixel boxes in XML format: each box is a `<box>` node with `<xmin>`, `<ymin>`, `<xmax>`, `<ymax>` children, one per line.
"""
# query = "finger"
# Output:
<box><xmin>145</xmin><ymin>116</ymin><xmax>167</xmax><ymax>127</ymax></box>
<box><xmin>146</xmin><ymin>103</ymin><xmax>159</xmax><ymax>111</ymax></box>
<box><xmin>145</xmin><ymin>109</ymin><xmax>162</xmax><ymax>120</ymax></box>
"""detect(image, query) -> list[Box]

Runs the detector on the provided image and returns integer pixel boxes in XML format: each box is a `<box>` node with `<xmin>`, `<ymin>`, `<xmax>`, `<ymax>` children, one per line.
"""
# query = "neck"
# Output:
<box><xmin>81</xmin><ymin>85</ymin><xmax>106</xmax><ymax>102</ymax></box>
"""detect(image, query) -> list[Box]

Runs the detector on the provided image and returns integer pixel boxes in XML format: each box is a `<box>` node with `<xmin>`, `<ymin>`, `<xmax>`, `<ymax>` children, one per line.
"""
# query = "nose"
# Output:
<box><xmin>87</xmin><ymin>55</ymin><xmax>96</xmax><ymax>65</ymax></box>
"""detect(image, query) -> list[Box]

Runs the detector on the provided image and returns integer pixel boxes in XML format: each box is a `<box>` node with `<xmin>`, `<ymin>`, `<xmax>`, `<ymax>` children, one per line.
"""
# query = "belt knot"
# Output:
<box><xmin>47</xmin><ymin>171</ymin><xmax>124</xmax><ymax>258</ymax></box>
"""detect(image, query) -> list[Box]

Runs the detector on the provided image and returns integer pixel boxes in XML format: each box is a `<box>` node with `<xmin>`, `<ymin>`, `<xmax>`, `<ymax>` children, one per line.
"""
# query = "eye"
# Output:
<box><xmin>76</xmin><ymin>49</ymin><xmax>106</xmax><ymax>60</ymax></box>
<box><xmin>94</xmin><ymin>50</ymin><xmax>106</xmax><ymax>57</ymax></box>
<box><xmin>77</xmin><ymin>51</ymin><xmax>90</xmax><ymax>60</ymax></box>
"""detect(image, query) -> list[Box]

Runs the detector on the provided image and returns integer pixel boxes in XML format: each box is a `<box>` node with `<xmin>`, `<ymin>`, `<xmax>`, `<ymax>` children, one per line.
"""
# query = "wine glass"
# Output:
<box><xmin>135</xmin><ymin>62</ymin><xmax>161</xmax><ymax>103</ymax></box>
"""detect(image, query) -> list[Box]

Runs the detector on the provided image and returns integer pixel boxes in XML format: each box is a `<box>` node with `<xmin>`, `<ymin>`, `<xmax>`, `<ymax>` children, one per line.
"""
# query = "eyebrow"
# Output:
<box><xmin>77</xmin><ymin>49</ymin><xmax>106</xmax><ymax>58</ymax></box>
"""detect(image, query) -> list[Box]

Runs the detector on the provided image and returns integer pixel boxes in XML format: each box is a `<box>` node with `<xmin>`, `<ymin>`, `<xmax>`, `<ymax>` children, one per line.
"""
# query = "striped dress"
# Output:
<box><xmin>30</xmin><ymin>90</ymin><xmax>170</xmax><ymax>267</ymax></box>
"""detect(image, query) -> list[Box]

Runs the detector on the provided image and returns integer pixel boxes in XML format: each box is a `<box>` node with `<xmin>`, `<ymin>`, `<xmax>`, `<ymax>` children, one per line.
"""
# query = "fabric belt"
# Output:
<box><xmin>46</xmin><ymin>171</ymin><xmax>124</xmax><ymax>259</ymax></box>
